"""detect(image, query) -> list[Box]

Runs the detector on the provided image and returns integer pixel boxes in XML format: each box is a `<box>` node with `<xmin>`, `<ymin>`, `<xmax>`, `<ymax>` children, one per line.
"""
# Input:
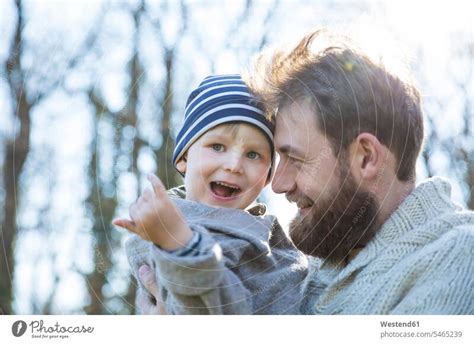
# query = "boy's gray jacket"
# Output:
<box><xmin>126</xmin><ymin>198</ymin><xmax>308</xmax><ymax>314</ymax></box>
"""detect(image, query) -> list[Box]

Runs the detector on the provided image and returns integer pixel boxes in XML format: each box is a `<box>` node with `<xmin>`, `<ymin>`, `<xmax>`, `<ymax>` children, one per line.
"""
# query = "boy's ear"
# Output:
<box><xmin>176</xmin><ymin>158</ymin><xmax>187</xmax><ymax>174</ymax></box>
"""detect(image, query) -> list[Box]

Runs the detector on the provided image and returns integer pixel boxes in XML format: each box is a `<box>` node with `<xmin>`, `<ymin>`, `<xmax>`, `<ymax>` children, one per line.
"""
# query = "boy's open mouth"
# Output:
<box><xmin>210</xmin><ymin>181</ymin><xmax>242</xmax><ymax>198</ymax></box>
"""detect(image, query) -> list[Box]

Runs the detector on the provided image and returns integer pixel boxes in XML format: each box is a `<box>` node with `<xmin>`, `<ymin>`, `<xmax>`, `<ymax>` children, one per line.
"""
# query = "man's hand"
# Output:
<box><xmin>136</xmin><ymin>265</ymin><xmax>167</xmax><ymax>315</ymax></box>
<box><xmin>113</xmin><ymin>174</ymin><xmax>192</xmax><ymax>250</ymax></box>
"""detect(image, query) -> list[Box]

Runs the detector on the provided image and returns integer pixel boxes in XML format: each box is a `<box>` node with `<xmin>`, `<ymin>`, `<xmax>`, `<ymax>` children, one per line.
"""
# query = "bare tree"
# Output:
<box><xmin>450</xmin><ymin>36</ymin><xmax>473</xmax><ymax>209</ymax></box>
<box><xmin>421</xmin><ymin>33</ymin><xmax>473</xmax><ymax>210</ymax></box>
<box><xmin>1</xmin><ymin>0</ymin><xmax>31</xmax><ymax>315</ymax></box>
<box><xmin>0</xmin><ymin>0</ymin><xmax>280</xmax><ymax>314</ymax></box>
<box><xmin>1</xmin><ymin>0</ymin><xmax>103</xmax><ymax>314</ymax></box>
<box><xmin>82</xmin><ymin>0</ymin><xmax>190</xmax><ymax>313</ymax></box>
<box><xmin>143</xmin><ymin>0</ymin><xmax>189</xmax><ymax>188</ymax></box>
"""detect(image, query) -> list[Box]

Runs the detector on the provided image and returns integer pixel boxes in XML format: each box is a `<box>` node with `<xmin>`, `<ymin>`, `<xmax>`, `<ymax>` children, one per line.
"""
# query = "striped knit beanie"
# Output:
<box><xmin>173</xmin><ymin>74</ymin><xmax>275</xmax><ymax>178</ymax></box>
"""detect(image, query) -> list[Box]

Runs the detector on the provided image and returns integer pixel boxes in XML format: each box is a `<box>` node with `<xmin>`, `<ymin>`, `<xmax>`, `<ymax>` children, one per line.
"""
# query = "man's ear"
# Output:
<box><xmin>348</xmin><ymin>133</ymin><xmax>387</xmax><ymax>183</ymax></box>
<box><xmin>176</xmin><ymin>157</ymin><xmax>187</xmax><ymax>174</ymax></box>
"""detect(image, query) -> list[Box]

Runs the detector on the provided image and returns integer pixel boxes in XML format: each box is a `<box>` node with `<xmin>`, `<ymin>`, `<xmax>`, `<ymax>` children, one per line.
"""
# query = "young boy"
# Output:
<box><xmin>113</xmin><ymin>75</ymin><xmax>308</xmax><ymax>314</ymax></box>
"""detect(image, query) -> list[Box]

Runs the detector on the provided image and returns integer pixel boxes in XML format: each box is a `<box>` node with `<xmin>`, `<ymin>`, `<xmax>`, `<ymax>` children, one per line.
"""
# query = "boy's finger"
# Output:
<box><xmin>112</xmin><ymin>218</ymin><xmax>137</xmax><ymax>232</ymax></box>
<box><xmin>147</xmin><ymin>173</ymin><xmax>167</xmax><ymax>196</ymax></box>
<box><xmin>142</xmin><ymin>187</ymin><xmax>154</xmax><ymax>201</ymax></box>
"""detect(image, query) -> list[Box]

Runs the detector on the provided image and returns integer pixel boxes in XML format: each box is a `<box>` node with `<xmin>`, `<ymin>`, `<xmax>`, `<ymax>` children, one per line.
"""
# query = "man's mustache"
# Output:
<box><xmin>285</xmin><ymin>192</ymin><xmax>313</xmax><ymax>207</ymax></box>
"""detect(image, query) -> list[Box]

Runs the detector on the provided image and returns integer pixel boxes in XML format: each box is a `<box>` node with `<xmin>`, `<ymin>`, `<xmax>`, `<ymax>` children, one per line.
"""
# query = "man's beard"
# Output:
<box><xmin>289</xmin><ymin>165</ymin><xmax>379</xmax><ymax>264</ymax></box>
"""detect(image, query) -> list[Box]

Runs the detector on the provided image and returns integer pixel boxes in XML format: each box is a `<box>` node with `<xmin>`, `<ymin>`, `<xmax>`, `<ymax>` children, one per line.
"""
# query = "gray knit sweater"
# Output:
<box><xmin>126</xmin><ymin>197</ymin><xmax>308</xmax><ymax>315</ymax></box>
<box><xmin>301</xmin><ymin>177</ymin><xmax>474</xmax><ymax>314</ymax></box>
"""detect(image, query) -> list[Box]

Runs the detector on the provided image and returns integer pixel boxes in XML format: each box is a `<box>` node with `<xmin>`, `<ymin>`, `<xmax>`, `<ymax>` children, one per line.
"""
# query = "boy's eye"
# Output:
<box><xmin>247</xmin><ymin>151</ymin><xmax>260</xmax><ymax>160</ymax></box>
<box><xmin>212</xmin><ymin>143</ymin><xmax>224</xmax><ymax>152</ymax></box>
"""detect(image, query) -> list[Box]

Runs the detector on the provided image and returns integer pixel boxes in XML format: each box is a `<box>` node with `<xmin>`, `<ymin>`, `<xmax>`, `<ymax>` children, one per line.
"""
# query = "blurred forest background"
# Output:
<box><xmin>0</xmin><ymin>0</ymin><xmax>472</xmax><ymax>314</ymax></box>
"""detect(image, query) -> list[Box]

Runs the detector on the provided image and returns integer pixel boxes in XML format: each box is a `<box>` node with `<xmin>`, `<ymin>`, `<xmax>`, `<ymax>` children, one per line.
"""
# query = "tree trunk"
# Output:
<box><xmin>1</xmin><ymin>0</ymin><xmax>31</xmax><ymax>315</ymax></box>
<box><xmin>155</xmin><ymin>50</ymin><xmax>181</xmax><ymax>189</ymax></box>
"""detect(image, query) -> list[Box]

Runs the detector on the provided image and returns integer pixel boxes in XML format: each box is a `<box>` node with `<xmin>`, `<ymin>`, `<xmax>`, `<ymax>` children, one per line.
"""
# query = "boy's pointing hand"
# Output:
<box><xmin>113</xmin><ymin>174</ymin><xmax>193</xmax><ymax>251</ymax></box>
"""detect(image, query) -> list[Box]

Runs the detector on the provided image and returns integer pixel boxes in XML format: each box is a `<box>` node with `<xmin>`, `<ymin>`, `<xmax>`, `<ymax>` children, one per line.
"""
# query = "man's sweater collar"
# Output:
<box><xmin>321</xmin><ymin>177</ymin><xmax>457</xmax><ymax>278</ymax></box>
<box><xmin>371</xmin><ymin>176</ymin><xmax>457</xmax><ymax>249</ymax></box>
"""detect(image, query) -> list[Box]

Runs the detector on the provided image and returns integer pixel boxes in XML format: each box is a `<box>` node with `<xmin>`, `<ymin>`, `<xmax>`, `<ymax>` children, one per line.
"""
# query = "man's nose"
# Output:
<box><xmin>271</xmin><ymin>163</ymin><xmax>295</xmax><ymax>194</ymax></box>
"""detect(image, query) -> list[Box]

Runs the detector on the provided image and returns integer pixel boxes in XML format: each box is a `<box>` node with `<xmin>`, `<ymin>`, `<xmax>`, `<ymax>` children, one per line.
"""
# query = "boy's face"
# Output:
<box><xmin>177</xmin><ymin>123</ymin><xmax>272</xmax><ymax>209</ymax></box>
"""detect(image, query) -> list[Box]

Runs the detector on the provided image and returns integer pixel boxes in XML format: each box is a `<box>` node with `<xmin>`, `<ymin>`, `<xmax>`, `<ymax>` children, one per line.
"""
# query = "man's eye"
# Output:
<box><xmin>212</xmin><ymin>144</ymin><xmax>224</xmax><ymax>152</ymax></box>
<box><xmin>247</xmin><ymin>151</ymin><xmax>260</xmax><ymax>160</ymax></box>
<box><xmin>288</xmin><ymin>155</ymin><xmax>302</xmax><ymax>164</ymax></box>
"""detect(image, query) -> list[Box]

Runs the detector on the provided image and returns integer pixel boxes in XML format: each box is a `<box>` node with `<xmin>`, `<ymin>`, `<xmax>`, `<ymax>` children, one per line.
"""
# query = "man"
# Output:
<box><xmin>136</xmin><ymin>29</ymin><xmax>474</xmax><ymax>314</ymax></box>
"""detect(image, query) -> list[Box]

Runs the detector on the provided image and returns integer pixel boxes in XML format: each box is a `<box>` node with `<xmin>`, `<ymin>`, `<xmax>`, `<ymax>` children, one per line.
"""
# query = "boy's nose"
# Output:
<box><xmin>223</xmin><ymin>154</ymin><xmax>244</xmax><ymax>174</ymax></box>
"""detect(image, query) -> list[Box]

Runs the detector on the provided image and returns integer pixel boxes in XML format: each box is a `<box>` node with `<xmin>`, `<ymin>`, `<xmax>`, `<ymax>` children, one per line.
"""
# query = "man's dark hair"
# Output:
<box><xmin>246</xmin><ymin>29</ymin><xmax>424</xmax><ymax>181</ymax></box>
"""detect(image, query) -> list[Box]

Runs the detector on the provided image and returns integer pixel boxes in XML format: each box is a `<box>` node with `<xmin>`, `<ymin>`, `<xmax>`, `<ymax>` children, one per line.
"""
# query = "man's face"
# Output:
<box><xmin>272</xmin><ymin>100</ymin><xmax>341</xmax><ymax>213</ymax></box>
<box><xmin>178</xmin><ymin>123</ymin><xmax>272</xmax><ymax>209</ymax></box>
<box><xmin>273</xmin><ymin>100</ymin><xmax>378</xmax><ymax>263</ymax></box>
